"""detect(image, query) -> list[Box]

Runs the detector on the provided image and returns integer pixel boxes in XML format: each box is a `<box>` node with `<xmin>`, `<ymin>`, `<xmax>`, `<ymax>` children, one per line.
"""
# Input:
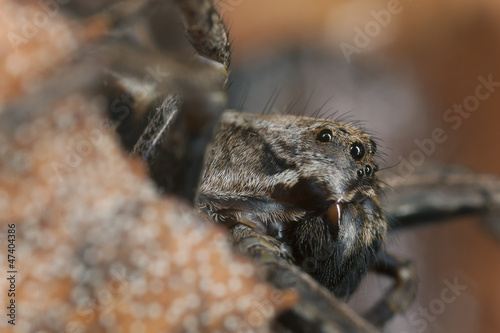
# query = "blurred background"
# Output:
<box><xmin>214</xmin><ymin>0</ymin><xmax>500</xmax><ymax>332</ymax></box>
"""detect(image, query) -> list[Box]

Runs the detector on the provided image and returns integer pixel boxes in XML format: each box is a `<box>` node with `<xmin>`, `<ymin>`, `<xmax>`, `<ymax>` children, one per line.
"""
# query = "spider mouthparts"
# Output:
<box><xmin>327</xmin><ymin>203</ymin><xmax>343</xmax><ymax>232</ymax></box>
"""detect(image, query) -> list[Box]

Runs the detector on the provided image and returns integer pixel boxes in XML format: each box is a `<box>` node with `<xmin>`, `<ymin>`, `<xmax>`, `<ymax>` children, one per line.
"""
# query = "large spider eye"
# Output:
<box><xmin>350</xmin><ymin>141</ymin><xmax>365</xmax><ymax>160</ymax></box>
<box><xmin>369</xmin><ymin>139</ymin><xmax>377</xmax><ymax>155</ymax></box>
<box><xmin>316</xmin><ymin>129</ymin><xmax>333</xmax><ymax>143</ymax></box>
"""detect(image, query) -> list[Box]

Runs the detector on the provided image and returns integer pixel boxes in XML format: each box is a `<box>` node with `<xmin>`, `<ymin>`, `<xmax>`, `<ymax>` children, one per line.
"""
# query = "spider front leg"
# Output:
<box><xmin>231</xmin><ymin>224</ymin><xmax>295</xmax><ymax>265</ymax></box>
<box><xmin>364</xmin><ymin>251</ymin><xmax>418</xmax><ymax>329</ymax></box>
<box><xmin>228</xmin><ymin>224</ymin><xmax>380</xmax><ymax>333</ymax></box>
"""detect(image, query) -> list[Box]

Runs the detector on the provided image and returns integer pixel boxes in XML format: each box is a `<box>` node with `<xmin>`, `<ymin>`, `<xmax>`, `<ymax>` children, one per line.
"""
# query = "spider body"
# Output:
<box><xmin>121</xmin><ymin>1</ymin><xmax>437</xmax><ymax>329</ymax></box>
<box><xmin>196</xmin><ymin>111</ymin><xmax>385</xmax><ymax>297</ymax></box>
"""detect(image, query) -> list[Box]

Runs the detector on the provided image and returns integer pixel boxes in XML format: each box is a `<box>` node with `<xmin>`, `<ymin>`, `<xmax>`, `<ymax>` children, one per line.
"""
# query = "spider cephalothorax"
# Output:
<box><xmin>197</xmin><ymin>111</ymin><xmax>386</xmax><ymax>296</ymax></box>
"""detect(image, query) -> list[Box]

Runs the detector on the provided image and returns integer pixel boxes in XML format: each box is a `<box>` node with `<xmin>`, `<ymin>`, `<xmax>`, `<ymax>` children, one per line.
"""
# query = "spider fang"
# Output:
<box><xmin>327</xmin><ymin>202</ymin><xmax>343</xmax><ymax>232</ymax></box>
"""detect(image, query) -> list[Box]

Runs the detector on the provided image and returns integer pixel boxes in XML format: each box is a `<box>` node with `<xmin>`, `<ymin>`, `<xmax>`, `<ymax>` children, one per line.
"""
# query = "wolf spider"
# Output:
<box><xmin>10</xmin><ymin>0</ymin><xmax>498</xmax><ymax>332</ymax></box>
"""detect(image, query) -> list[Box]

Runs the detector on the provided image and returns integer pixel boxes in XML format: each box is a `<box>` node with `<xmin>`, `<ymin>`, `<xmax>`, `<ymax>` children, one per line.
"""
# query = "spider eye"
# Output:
<box><xmin>369</xmin><ymin>139</ymin><xmax>377</xmax><ymax>155</ymax></box>
<box><xmin>316</xmin><ymin>129</ymin><xmax>333</xmax><ymax>143</ymax></box>
<box><xmin>350</xmin><ymin>141</ymin><xmax>365</xmax><ymax>160</ymax></box>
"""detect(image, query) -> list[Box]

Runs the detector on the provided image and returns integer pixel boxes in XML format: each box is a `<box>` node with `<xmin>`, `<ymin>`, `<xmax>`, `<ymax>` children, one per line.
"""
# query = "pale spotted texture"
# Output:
<box><xmin>0</xmin><ymin>0</ymin><xmax>109</xmax><ymax>106</ymax></box>
<box><xmin>0</xmin><ymin>94</ymin><xmax>296</xmax><ymax>333</ymax></box>
<box><xmin>0</xmin><ymin>1</ymin><xmax>296</xmax><ymax>332</ymax></box>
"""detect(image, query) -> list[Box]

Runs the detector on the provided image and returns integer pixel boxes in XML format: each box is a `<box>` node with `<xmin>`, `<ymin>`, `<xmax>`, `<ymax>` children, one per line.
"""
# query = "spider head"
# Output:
<box><xmin>197</xmin><ymin>111</ymin><xmax>386</xmax><ymax>296</ymax></box>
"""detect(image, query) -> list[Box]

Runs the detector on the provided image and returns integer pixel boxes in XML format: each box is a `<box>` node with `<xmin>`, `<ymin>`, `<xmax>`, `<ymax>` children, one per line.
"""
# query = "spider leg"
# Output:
<box><xmin>271</xmin><ymin>262</ymin><xmax>379</xmax><ymax>333</ymax></box>
<box><xmin>230</xmin><ymin>224</ymin><xmax>380</xmax><ymax>333</ymax></box>
<box><xmin>174</xmin><ymin>0</ymin><xmax>232</xmax><ymax>70</ymax></box>
<box><xmin>380</xmin><ymin>164</ymin><xmax>500</xmax><ymax>238</ymax></box>
<box><xmin>364</xmin><ymin>251</ymin><xmax>417</xmax><ymax>329</ymax></box>
<box><xmin>114</xmin><ymin>0</ymin><xmax>231</xmax><ymax>199</ymax></box>
<box><xmin>132</xmin><ymin>94</ymin><xmax>182</xmax><ymax>162</ymax></box>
